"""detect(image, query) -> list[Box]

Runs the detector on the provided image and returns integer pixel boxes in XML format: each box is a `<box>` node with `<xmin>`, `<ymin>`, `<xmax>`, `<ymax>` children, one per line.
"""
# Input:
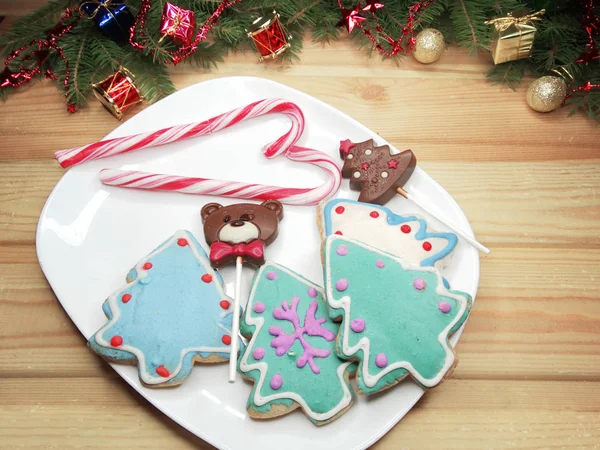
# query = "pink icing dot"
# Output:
<box><xmin>375</xmin><ymin>353</ymin><xmax>388</xmax><ymax>368</ymax></box>
<box><xmin>413</xmin><ymin>278</ymin><xmax>426</xmax><ymax>290</ymax></box>
<box><xmin>253</xmin><ymin>302</ymin><xmax>266</xmax><ymax>313</ymax></box>
<box><xmin>252</xmin><ymin>347</ymin><xmax>266</xmax><ymax>360</ymax></box>
<box><xmin>438</xmin><ymin>301</ymin><xmax>452</xmax><ymax>313</ymax></box>
<box><xmin>308</xmin><ymin>287</ymin><xmax>318</xmax><ymax>298</ymax></box>
<box><xmin>270</xmin><ymin>373</ymin><xmax>283</xmax><ymax>390</ymax></box>
<box><xmin>336</xmin><ymin>244</ymin><xmax>349</xmax><ymax>256</ymax></box>
<box><xmin>266</xmin><ymin>271</ymin><xmax>278</xmax><ymax>280</ymax></box>
<box><xmin>376</xmin><ymin>260</ymin><xmax>385</xmax><ymax>268</ymax></box>
<box><xmin>335</xmin><ymin>278</ymin><xmax>349</xmax><ymax>292</ymax></box>
<box><xmin>350</xmin><ymin>319</ymin><xmax>365</xmax><ymax>333</ymax></box>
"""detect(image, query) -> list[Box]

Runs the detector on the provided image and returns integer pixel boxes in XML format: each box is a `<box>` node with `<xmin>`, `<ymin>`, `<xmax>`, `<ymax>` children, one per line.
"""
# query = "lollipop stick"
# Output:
<box><xmin>229</xmin><ymin>256</ymin><xmax>243</xmax><ymax>383</ymax></box>
<box><xmin>397</xmin><ymin>188</ymin><xmax>490</xmax><ymax>255</ymax></box>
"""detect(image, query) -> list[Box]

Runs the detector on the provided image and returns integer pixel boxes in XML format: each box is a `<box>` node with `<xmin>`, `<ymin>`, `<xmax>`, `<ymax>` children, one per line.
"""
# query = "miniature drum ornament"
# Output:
<box><xmin>91</xmin><ymin>66</ymin><xmax>142</xmax><ymax>120</ymax></box>
<box><xmin>246</xmin><ymin>11</ymin><xmax>291</xmax><ymax>62</ymax></box>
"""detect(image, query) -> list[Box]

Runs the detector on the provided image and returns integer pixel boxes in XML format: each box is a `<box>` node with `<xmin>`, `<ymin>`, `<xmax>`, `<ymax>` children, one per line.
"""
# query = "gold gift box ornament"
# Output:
<box><xmin>485</xmin><ymin>9</ymin><xmax>545</xmax><ymax>65</ymax></box>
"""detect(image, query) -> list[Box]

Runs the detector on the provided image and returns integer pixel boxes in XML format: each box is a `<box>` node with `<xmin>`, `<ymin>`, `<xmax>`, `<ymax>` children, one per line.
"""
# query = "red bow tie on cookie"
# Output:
<box><xmin>209</xmin><ymin>240</ymin><xmax>265</xmax><ymax>263</ymax></box>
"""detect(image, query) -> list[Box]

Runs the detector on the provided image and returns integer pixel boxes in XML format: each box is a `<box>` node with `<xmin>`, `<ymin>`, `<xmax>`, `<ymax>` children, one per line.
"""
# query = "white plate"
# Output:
<box><xmin>37</xmin><ymin>76</ymin><xmax>479</xmax><ymax>450</ymax></box>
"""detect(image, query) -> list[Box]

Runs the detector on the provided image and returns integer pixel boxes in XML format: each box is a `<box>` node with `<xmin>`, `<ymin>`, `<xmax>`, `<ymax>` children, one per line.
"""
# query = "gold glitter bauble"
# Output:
<box><xmin>526</xmin><ymin>76</ymin><xmax>567</xmax><ymax>113</ymax></box>
<box><xmin>413</xmin><ymin>28</ymin><xmax>445</xmax><ymax>64</ymax></box>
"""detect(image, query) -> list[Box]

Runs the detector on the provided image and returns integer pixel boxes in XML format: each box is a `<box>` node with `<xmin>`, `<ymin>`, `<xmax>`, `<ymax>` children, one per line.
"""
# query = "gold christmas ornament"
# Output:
<box><xmin>526</xmin><ymin>75</ymin><xmax>566</xmax><ymax>113</ymax></box>
<box><xmin>412</xmin><ymin>28</ymin><xmax>445</xmax><ymax>64</ymax></box>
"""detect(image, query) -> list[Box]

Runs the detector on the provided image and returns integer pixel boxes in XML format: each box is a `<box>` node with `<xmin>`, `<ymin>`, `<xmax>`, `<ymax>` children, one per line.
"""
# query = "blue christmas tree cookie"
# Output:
<box><xmin>238</xmin><ymin>263</ymin><xmax>355</xmax><ymax>426</ymax></box>
<box><xmin>323</xmin><ymin>234</ymin><xmax>472</xmax><ymax>395</ymax></box>
<box><xmin>319</xmin><ymin>198</ymin><xmax>458</xmax><ymax>269</ymax></box>
<box><xmin>89</xmin><ymin>230</ymin><xmax>242</xmax><ymax>387</ymax></box>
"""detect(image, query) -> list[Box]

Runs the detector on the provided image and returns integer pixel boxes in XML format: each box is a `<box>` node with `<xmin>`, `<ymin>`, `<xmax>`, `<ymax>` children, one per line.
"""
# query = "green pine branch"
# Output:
<box><xmin>0</xmin><ymin>0</ymin><xmax>597</xmax><ymax>121</ymax></box>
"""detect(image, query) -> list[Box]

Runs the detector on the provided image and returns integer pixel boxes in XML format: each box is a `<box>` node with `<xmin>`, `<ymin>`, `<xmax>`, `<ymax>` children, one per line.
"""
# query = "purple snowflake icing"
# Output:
<box><xmin>268</xmin><ymin>296</ymin><xmax>335</xmax><ymax>374</ymax></box>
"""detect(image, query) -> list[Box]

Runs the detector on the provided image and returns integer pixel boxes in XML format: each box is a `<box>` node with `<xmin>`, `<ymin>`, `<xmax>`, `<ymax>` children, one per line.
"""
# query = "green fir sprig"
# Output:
<box><xmin>0</xmin><ymin>0</ymin><xmax>598</xmax><ymax>121</ymax></box>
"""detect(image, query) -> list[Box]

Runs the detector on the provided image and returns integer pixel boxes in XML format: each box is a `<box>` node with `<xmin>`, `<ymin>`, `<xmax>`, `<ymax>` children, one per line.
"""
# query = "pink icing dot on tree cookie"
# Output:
<box><xmin>336</xmin><ymin>278</ymin><xmax>349</xmax><ymax>292</ymax></box>
<box><xmin>253</xmin><ymin>302</ymin><xmax>266</xmax><ymax>313</ymax></box>
<box><xmin>252</xmin><ymin>348</ymin><xmax>266</xmax><ymax>360</ymax></box>
<box><xmin>336</xmin><ymin>244</ymin><xmax>349</xmax><ymax>256</ymax></box>
<box><xmin>266</xmin><ymin>271</ymin><xmax>278</xmax><ymax>280</ymax></box>
<box><xmin>270</xmin><ymin>373</ymin><xmax>283</xmax><ymax>390</ymax></box>
<box><xmin>307</xmin><ymin>287</ymin><xmax>318</xmax><ymax>298</ymax></box>
<box><xmin>376</xmin><ymin>260</ymin><xmax>385</xmax><ymax>268</ymax></box>
<box><xmin>413</xmin><ymin>278</ymin><xmax>426</xmax><ymax>290</ymax></box>
<box><xmin>438</xmin><ymin>301</ymin><xmax>452</xmax><ymax>313</ymax></box>
<box><xmin>375</xmin><ymin>353</ymin><xmax>388</xmax><ymax>368</ymax></box>
<box><xmin>350</xmin><ymin>319</ymin><xmax>365</xmax><ymax>333</ymax></box>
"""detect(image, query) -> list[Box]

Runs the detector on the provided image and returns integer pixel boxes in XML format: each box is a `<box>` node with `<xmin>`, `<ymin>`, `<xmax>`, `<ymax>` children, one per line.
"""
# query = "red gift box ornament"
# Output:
<box><xmin>159</xmin><ymin>2</ymin><xmax>196</xmax><ymax>47</ymax></box>
<box><xmin>91</xmin><ymin>66</ymin><xmax>143</xmax><ymax>120</ymax></box>
<box><xmin>246</xmin><ymin>11</ymin><xmax>291</xmax><ymax>62</ymax></box>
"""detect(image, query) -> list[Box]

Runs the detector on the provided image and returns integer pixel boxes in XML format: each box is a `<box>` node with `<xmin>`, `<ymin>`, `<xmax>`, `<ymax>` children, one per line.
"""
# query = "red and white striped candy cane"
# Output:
<box><xmin>55</xmin><ymin>98</ymin><xmax>304</xmax><ymax>168</ymax></box>
<box><xmin>99</xmin><ymin>145</ymin><xmax>340</xmax><ymax>205</ymax></box>
<box><xmin>55</xmin><ymin>98</ymin><xmax>341</xmax><ymax>205</ymax></box>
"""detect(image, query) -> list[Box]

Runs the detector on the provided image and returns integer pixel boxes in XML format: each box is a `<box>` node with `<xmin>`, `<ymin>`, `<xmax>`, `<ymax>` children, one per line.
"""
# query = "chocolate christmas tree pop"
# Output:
<box><xmin>339</xmin><ymin>139</ymin><xmax>417</xmax><ymax>205</ymax></box>
<box><xmin>339</xmin><ymin>138</ymin><xmax>490</xmax><ymax>255</ymax></box>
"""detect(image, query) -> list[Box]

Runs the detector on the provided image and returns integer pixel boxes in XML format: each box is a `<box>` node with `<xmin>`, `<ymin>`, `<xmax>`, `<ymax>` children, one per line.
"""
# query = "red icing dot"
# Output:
<box><xmin>121</xmin><ymin>293</ymin><xmax>132</xmax><ymax>303</ymax></box>
<box><xmin>335</xmin><ymin>206</ymin><xmax>345</xmax><ymax>214</ymax></box>
<box><xmin>201</xmin><ymin>273</ymin><xmax>213</xmax><ymax>283</ymax></box>
<box><xmin>143</xmin><ymin>262</ymin><xmax>153</xmax><ymax>270</ymax></box>
<box><xmin>370</xmin><ymin>211</ymin><xmax>379</xmax><ymax>218</ymax></box>
<box><xmin>220</xmin><ymin>300</ymin><xmax>230</xmax><ymax>310</ymax></box>
<box><xmin>423</xmin><ymin>241</ymin><xmax>432</xmax><ymax>251</ymax></box>
<box><xmin>156</xmin><ymin>365</ymin><xmax>170</xmax><ymax>377</ymax></box>
<box><xmin>177</xmin><ymin>238</ymin><xmax>188</xmax><ymax>246</ymax></box>
<box><xmin>401</xmin><ymin>224</ymin><xmax>411</xmax><ymax>234</ymax></box>
<box><xmin>110</xmin><ymin>336</ymin><xmax>123</xmax><ymax>347</ymax></box>
<box><xmin>335</xmin><ymin>230</ymin><xmax>343</xmax><ymax>235</ymax></box>
<box><xmin>222</xmin><ymin>335</ymin><xmax>232</xmax><ymax>345</ymax></box>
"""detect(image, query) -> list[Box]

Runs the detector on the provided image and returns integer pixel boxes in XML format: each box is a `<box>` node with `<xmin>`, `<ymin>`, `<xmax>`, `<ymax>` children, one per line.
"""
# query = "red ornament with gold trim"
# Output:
<box><xmin>246</xmin><ymin>11</ymin><xmax>291</xmax><ymax>62</ymax></box>
<box><xmin>91</xmin><ymin>66</ymin><xmax>143</xmax><ymax>120</ymax></box>
<box><xmin>159</xmin><ymin>2</ymin><xmax>196</xmax><ymax>47</ymax></box>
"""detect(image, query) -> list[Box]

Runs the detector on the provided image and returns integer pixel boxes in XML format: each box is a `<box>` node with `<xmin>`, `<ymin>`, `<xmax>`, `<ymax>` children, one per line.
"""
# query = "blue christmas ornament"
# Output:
<box><xmin>80</xmin><ymin>1</ymin><xmax>135</xmax><ymax>42</ymax></box>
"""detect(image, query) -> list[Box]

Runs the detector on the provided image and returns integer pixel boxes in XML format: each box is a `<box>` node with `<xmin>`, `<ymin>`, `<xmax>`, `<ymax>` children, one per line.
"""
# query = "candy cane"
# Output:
<box><xmin>99</xmin><ymin>145</ymin><xmax>341</xmax><ymax>205</ymax></box>
<box><xmin>54</xmin><ymin>98</ymin><xmax>305</xmax><ymax>168</ymax></box>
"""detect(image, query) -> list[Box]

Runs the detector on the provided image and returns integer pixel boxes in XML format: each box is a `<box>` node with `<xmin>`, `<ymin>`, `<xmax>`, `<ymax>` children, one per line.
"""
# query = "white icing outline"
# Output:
<box><xmin>324</xmin><ymin>235</ymin><xmax>468</xmax><ymax>388</ymax></box>
<box><xmin>239</xmin><ymin>263</ymin><xmax>353</xmax><ymax>422</ymax></box>
<box><xmin>94</xmin><ymin>230</ymin><xmax>234</xmax><ymax>385</ymax></box>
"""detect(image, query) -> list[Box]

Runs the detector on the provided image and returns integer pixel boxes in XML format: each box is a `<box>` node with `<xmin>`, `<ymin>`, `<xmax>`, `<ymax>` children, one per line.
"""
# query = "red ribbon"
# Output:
<box><xmin>209</xmin><ymin>240</ymin><xmax>264</xmax><ymax>263</ymax></box>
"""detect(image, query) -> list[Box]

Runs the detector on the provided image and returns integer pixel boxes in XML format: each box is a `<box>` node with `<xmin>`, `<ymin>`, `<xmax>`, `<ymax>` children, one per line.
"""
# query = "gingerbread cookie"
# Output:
<box><xmin>201</xmin><ymin>200</ymin><xmax>284</xmax><ymax>269</ymax></box>
<box><xmin>323</xmin><ymin>234</ymin><xmax>472</xmax><ymax>395</ymax></box>
<box><xmin>318</xmin><ymin>198</ymin><xmax>458</xmax><ymax>270</ymax></box>
<box><xmin>238</xmin><ymin>263</ymin><xmax>355</xmax><ymax>426</ymax></box>
<box><xmin>88</xmin><ymin>230</ymin><xmax>242</xmax><ymax>387</ymax></box>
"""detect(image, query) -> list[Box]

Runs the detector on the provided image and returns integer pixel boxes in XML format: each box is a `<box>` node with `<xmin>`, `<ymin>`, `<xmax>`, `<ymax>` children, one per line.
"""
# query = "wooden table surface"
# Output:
<box><xmin>2</xmin><ymin>25</ymin><xmax>600</xmax><ymax>449</ymax></box>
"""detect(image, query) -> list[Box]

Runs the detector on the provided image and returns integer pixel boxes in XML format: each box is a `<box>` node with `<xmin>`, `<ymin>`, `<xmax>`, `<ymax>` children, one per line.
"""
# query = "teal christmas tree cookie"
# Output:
<box><xmin>238</xmin><ymin>263</ymin><xmax>355</xmax><ymax>426</ymax></box>
<box><xmin>324</xmin><ymin>235</ymin><xmax>472</xmax><ymax>395</ymax></box>
<box><xmin>89</xmin><ymin>230</ymin><xmax>242</xmax><ymax>387</ymax></box>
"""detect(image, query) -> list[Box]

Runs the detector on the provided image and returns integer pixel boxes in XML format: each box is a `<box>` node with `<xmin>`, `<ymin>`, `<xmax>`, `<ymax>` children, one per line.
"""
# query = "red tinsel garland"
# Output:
<box><xmin>337</xmin><ymin>0</ymin><xmax>435</xmax><ymax>57</ymax></box>
<box><xmin>130</xmin><ymin>0</ymin><xmax>242</xmax><ymax>65</ymax></box>
<box><xmin>1</xmin><ymin>8</ymin><xmax>80</xmax><ymax>112</ymax></box>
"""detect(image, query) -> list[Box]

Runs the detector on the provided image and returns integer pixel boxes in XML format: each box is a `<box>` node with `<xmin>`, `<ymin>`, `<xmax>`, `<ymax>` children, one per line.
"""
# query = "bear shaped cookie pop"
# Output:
<box><xmin>201</xmin><ymin>200</ymin><xmax>284</xmax><ymax>382</ymax></box>
<box><xmin>201</xmin><ymin>200</ymin><xmax>284</xmax><ymax>269</ymax></box>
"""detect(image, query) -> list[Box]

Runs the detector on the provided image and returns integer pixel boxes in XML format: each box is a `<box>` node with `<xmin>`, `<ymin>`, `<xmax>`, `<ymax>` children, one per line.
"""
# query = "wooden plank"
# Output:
<box><xmin>1</xmin><ymin>43</ymin><xmax>599</xmax><ymax>163</ymax></box>
<box><xmin>2</xmin><ymin>247</ymin><xmax>598</xmax><ymax>380</ymax></box>
<box><xmin>0</xmin><ymin>378</ymin><xmax>598</xmax><ymax>449</ymax></box>
<box><xmin>1</xmin><ymin>160</ymin><xmax>599</xmax><ymax>245</ymax></box>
